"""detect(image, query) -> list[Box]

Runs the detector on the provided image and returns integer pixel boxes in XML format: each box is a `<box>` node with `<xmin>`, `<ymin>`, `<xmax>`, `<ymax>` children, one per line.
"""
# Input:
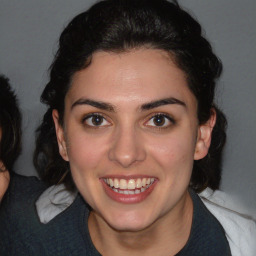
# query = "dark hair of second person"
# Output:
<box><xmin>0</xmin><ymin>75</ymin><xmax>22</xmax><ymax>172</ymax></box>
<box><xmin>34</xmin><ymin>0</ymin><xmax>227</xmax><ymax>192</ymax></box>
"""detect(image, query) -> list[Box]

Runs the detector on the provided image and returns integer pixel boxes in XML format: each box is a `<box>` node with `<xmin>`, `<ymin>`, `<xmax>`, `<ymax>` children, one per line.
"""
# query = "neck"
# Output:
<box><xmin>88</xmin><ymin>190</ymin><xmax>193</xmax><ymax>256</ymax></box>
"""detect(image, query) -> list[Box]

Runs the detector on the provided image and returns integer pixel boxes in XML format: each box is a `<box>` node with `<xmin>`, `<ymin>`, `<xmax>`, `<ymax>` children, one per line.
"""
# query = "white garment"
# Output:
<box><xmin>199</xmin><ymin>188</ymin><xmax>256</xmax><ymax>256</ymax></box>
<box><xmin>36</xmin><ymin>186</ymin><xmax>256</xmax><ymax>255</ymax></box>
<box><xmin>36</xmin><ymin>184</ymin><xmax>77</xmax><ymax>224</ymax></box>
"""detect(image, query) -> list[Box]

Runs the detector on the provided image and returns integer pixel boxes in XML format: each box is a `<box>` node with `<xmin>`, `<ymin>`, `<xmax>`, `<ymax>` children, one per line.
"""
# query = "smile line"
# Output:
<box><xmin>103</xmin><ymin>177</ymin><xmax>156</xmax><ymax>194</ymax></box>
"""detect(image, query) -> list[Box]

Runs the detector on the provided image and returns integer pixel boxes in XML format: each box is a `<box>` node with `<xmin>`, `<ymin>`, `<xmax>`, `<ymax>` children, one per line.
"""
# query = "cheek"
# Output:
<box><xmin>148</xmin><ymin>131</ymin><xmax>196</xmax><ymax>171</ymax></box>
<box><xmin>65</xmin><ymin>133</ymin><xmax>109</xmax><ymax>205</ymax></box>
<box><xmin>66</xmin><ymin>132</ymin><xmax>108</xmax><ymax>172</ymax></box>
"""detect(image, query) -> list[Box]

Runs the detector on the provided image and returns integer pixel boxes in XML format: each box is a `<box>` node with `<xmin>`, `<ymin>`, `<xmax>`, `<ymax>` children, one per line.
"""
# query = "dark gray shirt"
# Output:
<box><xmin>0</xmin><ymin>174</ymin><xmax>231</xmax><ymax>255</ymax></box>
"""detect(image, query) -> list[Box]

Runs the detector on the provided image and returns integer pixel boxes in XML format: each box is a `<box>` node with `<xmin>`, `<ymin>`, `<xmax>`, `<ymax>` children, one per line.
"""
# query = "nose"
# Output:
<box><xmin>108</xmin><ymin>126</ymin><xmax>146</xmax><ymax>168</ymax></box>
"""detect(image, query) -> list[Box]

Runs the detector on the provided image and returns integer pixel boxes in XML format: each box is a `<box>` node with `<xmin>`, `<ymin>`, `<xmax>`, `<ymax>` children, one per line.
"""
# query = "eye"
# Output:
<box><xmin>83</xmin><ymin>114</ymin><xmax>110</xmax><ymax>127</ymax></box>
<box><xmin>145</xmin><ymin>114</ymin><xmax>174</xmax><ymax>128</ymax></box>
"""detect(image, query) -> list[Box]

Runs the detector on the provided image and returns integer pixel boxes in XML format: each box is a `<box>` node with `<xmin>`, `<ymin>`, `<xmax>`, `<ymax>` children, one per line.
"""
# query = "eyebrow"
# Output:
<box><xmin>141</xmin><ymin>97</ymin><xmax>186</xmax><ymax>110</ymax></box>
<box><xmin>71</xmin><ymin>97</ymin><xmax>186</xmax><ymax>112</ymax></box>
<box><xmin>71</xmin><ymin>99</ymin><xmax>115</xmax><ymax>112</ymax></box>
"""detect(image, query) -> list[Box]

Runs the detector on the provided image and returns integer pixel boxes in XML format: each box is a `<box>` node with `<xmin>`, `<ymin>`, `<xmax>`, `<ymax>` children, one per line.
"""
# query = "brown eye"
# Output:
<box><xmin>153</xmin><ymin>115</ymin><xmax>166</xmax><ymax>126</ymax></box>
<box><xmin>145</xmin><ymin>114</ymin><xmax>174</xmax><ymax>128</ymax></box>
<box><xmin>84</xmin><ymin>114</ymin><xmax>110</xmax><ymax>127</ymax></box>
<box><xmin>91</xmin><ymin>115</ymin><xmax>104</xmax><ymax>126</ymax></box>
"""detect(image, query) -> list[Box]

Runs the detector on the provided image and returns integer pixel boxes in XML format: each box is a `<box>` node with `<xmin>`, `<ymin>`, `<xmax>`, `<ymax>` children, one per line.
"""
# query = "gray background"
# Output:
<box><xmin>0</xmin><ymin>0</ymin><xmax>255</xmax><ymax>217</ymax></box>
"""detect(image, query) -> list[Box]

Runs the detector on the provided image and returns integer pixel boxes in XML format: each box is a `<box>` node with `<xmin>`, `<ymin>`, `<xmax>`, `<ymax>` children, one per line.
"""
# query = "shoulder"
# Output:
<box><xmin>185</xmin><ymin>190</ymin><xmax>231</xmax><ymax>255</ymax></box>
<box><xmin>2</xmin><ymin>172</ymin><xmax>47</xmax><ymax>206</ymax></box>
<box><xmin>0</xmin><ymin>174</ymin><xmax>93</xmax><ymax>255</ymax></box>
<box><xmin>0</xmin><ymin>173</ymin><xmax>48</xmax><ymax>253</ymax></box>
<box><xmin>199</xmin><ymin>188</ymin><xmax>256</xmax><ymax>256</ymax></box>
<box><xmin>1</xmin><ymin>172</ymin><xmax>47</xmax><ymax>206</ymax></box>
<box><xmin>0</xmin><ymin>172</ymin><xmax>47</xmax><ymax>220</ymax></box>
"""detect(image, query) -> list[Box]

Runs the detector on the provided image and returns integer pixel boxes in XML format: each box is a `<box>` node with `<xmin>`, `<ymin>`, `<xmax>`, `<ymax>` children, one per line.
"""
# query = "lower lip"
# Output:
<box><xmin>100</xmin><ymin>179</ymin><xmax>157</xmax><ymax>204</ymax></box>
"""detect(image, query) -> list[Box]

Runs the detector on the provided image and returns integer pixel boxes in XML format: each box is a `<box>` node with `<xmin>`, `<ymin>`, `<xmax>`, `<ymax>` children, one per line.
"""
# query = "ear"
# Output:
<box><xmin>0</xmin><ymin>160</ymin><xmax>6</xmax><ymax>172</ymax></box>
<box><xmin>52</xmin><ymin>109</ymin><xmax>69</xmax><ymax>161</ymax></box>
<box><xmin>194</xmin><ymin>109</ymin><xmax>216</xmax><ymax>160</ymax></box>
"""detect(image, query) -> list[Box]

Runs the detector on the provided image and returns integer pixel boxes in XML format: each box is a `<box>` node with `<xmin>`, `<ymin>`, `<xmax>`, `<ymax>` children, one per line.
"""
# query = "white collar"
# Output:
<box><xmin>36</xmin><ymin>184</ymin><xmax>77</xmax><ymax>224</ymax></box>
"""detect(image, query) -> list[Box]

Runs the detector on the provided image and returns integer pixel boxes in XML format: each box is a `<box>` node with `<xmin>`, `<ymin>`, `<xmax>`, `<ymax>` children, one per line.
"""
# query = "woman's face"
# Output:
<box><xmin>54</xmin><ymin>49</ymin><xmax>212</xmax><ymax>231</ymax></box>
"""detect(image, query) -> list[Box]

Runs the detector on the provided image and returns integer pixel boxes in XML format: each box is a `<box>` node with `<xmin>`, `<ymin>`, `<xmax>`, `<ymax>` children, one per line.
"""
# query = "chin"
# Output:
<box><xmin>109</xmin><ymin>220</ymin><xmax>151</xmax><ymax>232</ymax></box>
<box><xmin>103</xmin><ymin>209</ymin><xmax>155</xmax><ymax>232</ymax></box>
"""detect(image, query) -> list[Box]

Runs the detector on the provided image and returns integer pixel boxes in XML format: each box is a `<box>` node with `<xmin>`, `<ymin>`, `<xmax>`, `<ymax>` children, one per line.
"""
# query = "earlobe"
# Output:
<box><xmin>194</xmin><ymin>109</ymin><xmax>216</xmax><ymax>160</ymax></box>
<box><xmin>52</xmin><ymin>109</ymin><xmax>69</xmax><ymax>161</ymax></box>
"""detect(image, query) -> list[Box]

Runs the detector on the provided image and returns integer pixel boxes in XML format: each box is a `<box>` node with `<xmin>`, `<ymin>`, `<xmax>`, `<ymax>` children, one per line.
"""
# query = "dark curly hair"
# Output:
<box><xmin>34</xmin><ymin>0</ymin><xmax>227</xmax><ymax>192</ymax></box>
<box><xmin>0</xmin><ymin>75</ymin><xmax>22</xmax><ymax>171</ymax></box>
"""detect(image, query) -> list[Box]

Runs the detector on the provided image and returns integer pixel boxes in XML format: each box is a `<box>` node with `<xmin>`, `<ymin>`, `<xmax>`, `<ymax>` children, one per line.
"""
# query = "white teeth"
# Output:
<box><xmin>104</xmin><ymin>177</ymin><xmax>155</xmax><ymax>195</ymax></box>
<box><xmin>114</xmin><ymin>178</ymin><xmax>119</xmax><ymax>188</ymax></box>
<box><xmin>136</xmin><ymin>178</ymin><xmax>142</xmax><ymax>188</ymax></box>
<box><xmin>120</xmin><ymin>179</ymin><xmax>127</xmax><ymax>189</ymax></box>
<box><xmin>128</xmin><ymin>179</ymin><xmax>136</xmax><ymax>189</ymax></box>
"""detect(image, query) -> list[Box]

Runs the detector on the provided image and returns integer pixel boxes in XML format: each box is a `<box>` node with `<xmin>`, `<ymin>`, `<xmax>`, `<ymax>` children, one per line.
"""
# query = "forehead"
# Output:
<box><xmin>67</xmin><ymin>49</ymin><xmax>196</xmax><ymax>108</ymax></box>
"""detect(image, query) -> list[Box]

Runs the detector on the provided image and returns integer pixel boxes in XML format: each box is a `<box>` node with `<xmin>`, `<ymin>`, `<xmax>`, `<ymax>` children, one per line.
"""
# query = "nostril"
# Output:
<box><xmin>108</xmin><ymin>150</ymin><xmax>138</xmax><ymax>168</ymax></box>
<box><xmin>108</xmin><ymin>128</ymin><xmax>146</xmax><ymax>167</ymax></box>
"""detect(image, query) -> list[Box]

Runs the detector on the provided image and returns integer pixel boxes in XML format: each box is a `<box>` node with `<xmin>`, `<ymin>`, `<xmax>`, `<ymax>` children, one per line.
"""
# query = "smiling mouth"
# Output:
<box><xmin>103</xmin><ymin>177</ymin><xmax>156</xmax><ymax>195</ymax></box>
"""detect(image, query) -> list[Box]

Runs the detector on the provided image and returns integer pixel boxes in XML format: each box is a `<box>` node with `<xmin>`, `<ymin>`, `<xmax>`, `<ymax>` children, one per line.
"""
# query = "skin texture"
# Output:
<box><xmin>53</xmin><ymin>49</ymin><xmax>215</xmax><ymax>255</ymax></box>
<box><xmin>0</xmin><ymin>129</ymin><xmax>10</xmax><ymax>202</ymax></box>
<box><xmin>0</xmin><ymin>169</ymin><xmax>9</xmax><ymax>202</ymax></box>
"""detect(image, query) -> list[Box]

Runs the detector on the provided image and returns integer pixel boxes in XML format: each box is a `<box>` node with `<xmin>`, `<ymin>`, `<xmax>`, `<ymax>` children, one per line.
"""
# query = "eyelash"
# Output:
<box><xmin>144</xmin><ymin>113</ymin><xmax>175</xmax><ymax>129</ymax></box>
<box><xmin>81</xmin><ymin>112</ymin><xmax>175</xmax><ymax>129</ymax></box>
<box><xmin>82</xmin><ymin>113</ymin><xmax>111</xmax><ymax>128</ymax></box>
